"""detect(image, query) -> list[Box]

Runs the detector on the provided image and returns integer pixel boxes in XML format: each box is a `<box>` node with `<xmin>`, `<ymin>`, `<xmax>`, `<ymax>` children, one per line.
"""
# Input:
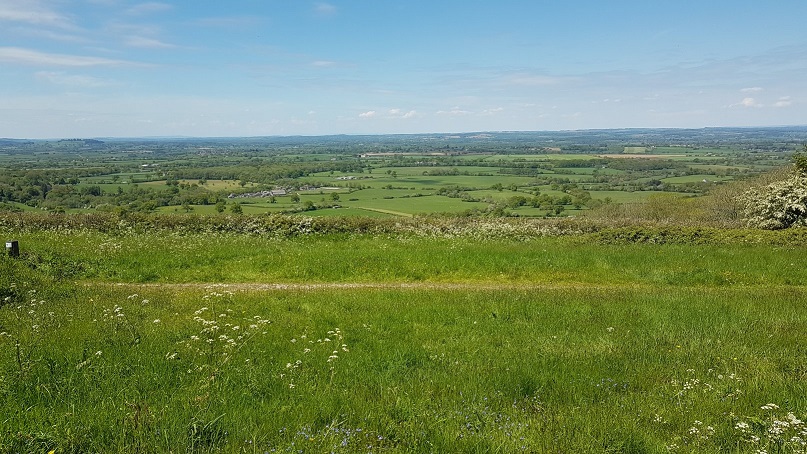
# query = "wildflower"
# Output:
<box><xmin>153</xmin><ymin>319</ymin><xmax>161</xmax><ymax>324</ymax></box>
<box><xmin>761</xmin><ymin>403</ymin><xmax>780</xmax><ymax>410</ymax></box>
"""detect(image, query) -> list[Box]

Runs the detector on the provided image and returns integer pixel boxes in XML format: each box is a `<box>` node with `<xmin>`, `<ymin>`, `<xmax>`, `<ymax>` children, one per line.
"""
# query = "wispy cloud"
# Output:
<box><xmin>740</xmin><ymin>87</ymin><xmax>763</xmax><ymax>93</ymax></box>
<box><xmin>311</xmin><ymin>60</ymin><xmax>338</xmax><ymax>68</ymax></box>
<box><xmin>388</xmin><ymin>109</ymin><xmax>417</xmax><ymax>119</ymax></box>
<box><xmin>194</xmin><ymin>16</ymin><xmax>262</xmax><ymax>28</ymax></box>
<box><xmin>11</xmin><ymin>26</ymin><xmax>88</xmax><ymax>43</ymax></box>
<box><xmin>125</xmin><ymin>2</ymin><xmax>173</xmax><ymax>16</ymax></box>
<box><xmin>0</xmin><ymin>0</ymin><xmax>75</xmax><ymax>29</ymax></box>
<box><xmin>774</xmin><ymin>96</ymin><xmax>792</xmax><ymax>108</ymax></box>
<box><xmin>125</xmin><ymin>36</ymin><xmax>176</xmax><ymax>49</ymax></box>
<box><xmin>358</xmin><ymin>111</ymin><xmax>377</xmax><ymax>118</ymax></box>
<box><xmin>436</xmin><ymin>107</ymin><xmax>471</xmax><ymax>116</ymax></box>
<box><xmin>314</xmin><ymin>2</ymin><xmax>337</xmax><ymax>16</ymax></box>
<box><xmin>0</xmin><ymin>47</ymin><xmax>140</xmax><ymax>67</ymax></box>
<box><xmin>35</xmin><ymin>71</ymin><xmax>117</xmax><ymax>87</ymax></box>
<box><xmin>731</xmin><ymin>97</ymin><xmax>763</xmax><ymax>108</ymax></box>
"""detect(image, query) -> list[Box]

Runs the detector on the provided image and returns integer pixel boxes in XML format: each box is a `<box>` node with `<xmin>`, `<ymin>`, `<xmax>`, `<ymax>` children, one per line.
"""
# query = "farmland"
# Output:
<box><xmin>2</xmin><ymin>128</ymin><xmax>805</xmax><ymax>218</ymax></box>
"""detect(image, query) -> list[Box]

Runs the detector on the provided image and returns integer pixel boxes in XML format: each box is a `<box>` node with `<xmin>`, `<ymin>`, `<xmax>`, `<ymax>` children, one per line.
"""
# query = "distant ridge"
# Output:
<box><xmin>3</xmin><ymin>126</ymin><xmax>807</xmax><ymax>143</ymax></box>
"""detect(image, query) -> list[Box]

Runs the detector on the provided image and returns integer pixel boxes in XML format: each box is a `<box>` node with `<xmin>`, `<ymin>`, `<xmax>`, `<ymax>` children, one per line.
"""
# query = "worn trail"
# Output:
<box><xmin>88</xmin><ymin>281</ymin><xmax>697</xmax><ymax>292</ymax></box>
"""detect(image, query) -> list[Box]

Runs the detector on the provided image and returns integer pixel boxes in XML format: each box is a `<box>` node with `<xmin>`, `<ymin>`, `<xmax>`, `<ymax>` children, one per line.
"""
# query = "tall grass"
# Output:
<box><xmin>3</xmin><ymin>230</ymin><xmax>807</xmax><ymax>286</ymax></box>
<box><xmin>1</xmin><ymin>267</ymin><xmax>805</xmax><ymax>452</ymax></box>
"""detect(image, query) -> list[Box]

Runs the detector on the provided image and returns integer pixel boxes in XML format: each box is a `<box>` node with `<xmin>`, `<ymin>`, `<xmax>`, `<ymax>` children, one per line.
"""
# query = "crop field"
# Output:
<box><xmin>1</xmin><ymin>218</ymin><xmax>806</xmax><ymax>453</ymax></box>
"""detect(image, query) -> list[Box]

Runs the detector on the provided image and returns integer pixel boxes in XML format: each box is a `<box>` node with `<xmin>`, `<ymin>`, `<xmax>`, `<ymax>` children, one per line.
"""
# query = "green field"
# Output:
<box><xmin>1</xmin><ymin>219</ymin><xmax>806</xmax><ymax>452</ymax></box>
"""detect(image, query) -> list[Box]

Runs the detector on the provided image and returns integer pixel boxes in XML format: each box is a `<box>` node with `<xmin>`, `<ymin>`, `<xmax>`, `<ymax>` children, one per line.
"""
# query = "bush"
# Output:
<box><xmin>742</xmin><ymin>176</ymin><xmax>807</xmax><ymax>229</ymax></box>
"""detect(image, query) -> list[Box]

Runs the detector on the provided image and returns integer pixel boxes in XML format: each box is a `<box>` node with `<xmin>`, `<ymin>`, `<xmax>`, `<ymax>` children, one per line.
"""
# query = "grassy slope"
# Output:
<box><xmin>1</xmin><ymin>230</ymin><xmax>806</xmax><ymax>453</ymax></box>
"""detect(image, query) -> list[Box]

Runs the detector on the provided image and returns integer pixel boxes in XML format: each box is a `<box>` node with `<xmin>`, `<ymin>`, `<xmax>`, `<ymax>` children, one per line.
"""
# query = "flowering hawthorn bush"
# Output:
<box><xmin>742</xmin><ymin>176</ymin><xmax>807</xmax><ymax>229</ymax></box>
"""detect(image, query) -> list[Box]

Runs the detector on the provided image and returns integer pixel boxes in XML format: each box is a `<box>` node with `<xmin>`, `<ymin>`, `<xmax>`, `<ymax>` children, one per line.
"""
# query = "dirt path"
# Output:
<box><xmin>89</xmin><ymin>281</ymin><xmax>649</xmax><ymax>292</ymax></box>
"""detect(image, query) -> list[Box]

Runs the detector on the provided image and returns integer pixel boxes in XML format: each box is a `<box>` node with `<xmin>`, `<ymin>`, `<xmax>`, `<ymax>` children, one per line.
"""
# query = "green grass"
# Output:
<box><xmin>1</xmin><ymin>229</ymin><xmax>806</xmax><ymax>452</ymax></box>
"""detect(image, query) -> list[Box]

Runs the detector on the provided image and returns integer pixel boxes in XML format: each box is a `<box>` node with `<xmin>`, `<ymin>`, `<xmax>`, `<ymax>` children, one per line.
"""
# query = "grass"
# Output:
<box><xmin>1</xmin><ymin>228</ymin><xmax>806</xmax><ymax>452</ymax></box>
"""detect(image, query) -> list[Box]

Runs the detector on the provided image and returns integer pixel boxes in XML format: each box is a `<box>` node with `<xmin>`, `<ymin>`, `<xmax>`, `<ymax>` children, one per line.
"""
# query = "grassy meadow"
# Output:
<box><xmin>1</xmin><ymin>218</ymin><xmax>806</xmax><ymax>453</ymax></box>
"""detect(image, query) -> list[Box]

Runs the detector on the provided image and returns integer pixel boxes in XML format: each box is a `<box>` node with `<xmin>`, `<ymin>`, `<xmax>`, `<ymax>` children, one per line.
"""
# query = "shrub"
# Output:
<box><xmin>742</xmin><ymin>176</ymin><xmax>807</xmax><ymax>229</ymax></box>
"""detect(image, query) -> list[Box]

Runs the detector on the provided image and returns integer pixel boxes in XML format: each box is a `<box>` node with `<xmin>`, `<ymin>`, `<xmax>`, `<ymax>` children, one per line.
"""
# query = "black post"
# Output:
<box><xmin>5</xmin><ymin>240</ymin><xmax>19</xmax><ymax>258</ymax></box>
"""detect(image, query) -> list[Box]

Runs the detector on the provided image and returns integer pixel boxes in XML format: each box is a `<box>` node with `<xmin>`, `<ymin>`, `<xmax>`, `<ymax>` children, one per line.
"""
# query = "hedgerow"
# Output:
<box><xmin>2</xmin><ymin>212</ymin><xmax>807</xmax><ymax>245</ymax></box>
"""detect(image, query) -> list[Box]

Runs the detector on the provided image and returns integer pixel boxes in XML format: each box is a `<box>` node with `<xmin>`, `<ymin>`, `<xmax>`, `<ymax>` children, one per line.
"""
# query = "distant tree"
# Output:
<box><xmin>230</xmin><ymin>202</ymin><xmax>242</xmax><ymax>214</ymax></box>
<box><xmin>215</xmin><ymin>200</ymin><xmax>226</xmax><ymax>213</ymax></box>
<box><xmin>794</xmin><ymin>145</ymin><xmax>807</xmax><ymax>175</ymax></box>
<box><xmin>330</xmin><ymin>192</ymin><xmax>340</xmax><ymax>201</ymax></box>
<box><xmin>290</xmin><ymin>193</ymin><xmax>300</xmax><ymax>203</ymax></box>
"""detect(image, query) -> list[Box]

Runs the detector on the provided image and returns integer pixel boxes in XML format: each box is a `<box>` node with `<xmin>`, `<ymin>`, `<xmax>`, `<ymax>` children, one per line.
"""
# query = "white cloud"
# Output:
<box><xmin>740</xmin><ymin>87</ymin><xmax>763</xmax><ymax>93</ymax></box>
<box><xmin>385</xmin><ymin>109</ymin><xmax>417</xmax><ymax>119</ymax></box>
<box><xmin>436</xmin><ymin>107</ymin><xmax>470</xmax><ymax>116</ymax></box>
<box><xmin>125</xmin><ymin>36</ymin><xmax>175</xmax><ymax>48</ymax></box>
<box><xmin>13</xmin><ymin>27</ymin><xmax>88</xmax><ymax>43</ymax></box>
<box><xmin>125</xmin><ymin>2</ymin><xmax>173</xmax><ymax>16</ymax></box>
<box><xmin>480</xmin><ymin>107</ymin><xmax>504</xmax><ymax>116</ymax></box>
<box><xmin>0</xmin><ymin>0</ymin><xmax>75</xmax><ymax>28</ymax></box>
<box><xmin>774</xmin><ymin>96</ymin><xmax>792</xmax><ymax>108</ymax></box>
<box><xmin>731</xmin><ymin>97</ymin><xmax>763</xmax><ymax>108</ymax></box>
<box><xmin>314</xmin><ymin>2</ymin><xmax>337</xmax><ymax>16</ymax></box>
<box><xmin>359</xmin><ymin>110</ymin><xmax>377</xmax><ymax>118</ymax></box>
<box><xmin>35</xmin><ymin>71</ymin><xmax>117</xmax><ymax>87</ymax></box>
<box><xmin>194</xmin><ymin>16</ymin><xmax>262</xmax><ymax>28</ymax></box>
<box><xmin>0</xmin><ymin>47</ymin><xmax>139</xmax><ymax>66</ymax></box>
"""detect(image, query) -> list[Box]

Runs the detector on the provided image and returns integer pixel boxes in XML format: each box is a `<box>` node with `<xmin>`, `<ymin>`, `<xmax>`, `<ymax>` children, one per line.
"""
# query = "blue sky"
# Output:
<box><xmin>1</xmin><ymin>0</ymin><xmax>806</xmax><ymax>138</ymax></box>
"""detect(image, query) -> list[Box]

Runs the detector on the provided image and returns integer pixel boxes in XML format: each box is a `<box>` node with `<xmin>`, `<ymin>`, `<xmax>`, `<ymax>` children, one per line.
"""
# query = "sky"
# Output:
<box><xmin>1</xmin><ymin>0</ymin><xmax>806</xmax><ymax>139</ymax></box>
